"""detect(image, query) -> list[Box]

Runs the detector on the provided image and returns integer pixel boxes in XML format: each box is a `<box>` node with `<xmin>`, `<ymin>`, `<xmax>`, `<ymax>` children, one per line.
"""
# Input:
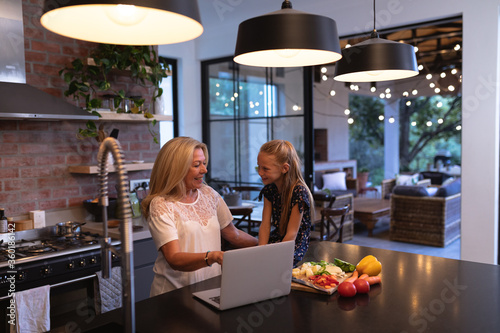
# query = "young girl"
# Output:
<box><xmin>257</xmin><ymin>140</ymin><xmax>314</xmax><ymax>266</ymax></box>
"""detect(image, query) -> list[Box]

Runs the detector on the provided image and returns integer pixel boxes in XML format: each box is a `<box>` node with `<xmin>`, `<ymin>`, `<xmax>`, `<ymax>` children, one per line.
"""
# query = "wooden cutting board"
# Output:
<box><xmin>291</xmin><ymin>281</ymin><xmax>331</xmax><ymax>294</ymax></box>
<box><xmin>291</xmin><ymin>272</ymin><xmax>352</xmax><ymax>294</ymax></box>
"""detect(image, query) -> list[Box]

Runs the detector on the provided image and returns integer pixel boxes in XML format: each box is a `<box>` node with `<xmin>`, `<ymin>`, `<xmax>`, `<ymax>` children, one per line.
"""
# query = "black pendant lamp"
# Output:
<box><xmin>234</xmin><ymin>0</ymin><xmax>341</xmax><ymax>67</ymax></box>
<box><xmin>334</xmin><ymin>1</ymin><xmax>418</xmax><ymax>82</ymax></box>
<box><xmin>40</xmin><ymin>0</ymin><xmax>203</xmax><ymax>45</ymax></box>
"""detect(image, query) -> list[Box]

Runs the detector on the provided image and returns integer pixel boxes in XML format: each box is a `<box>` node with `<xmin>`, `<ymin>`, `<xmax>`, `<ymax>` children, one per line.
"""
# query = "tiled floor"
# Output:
<box><xmin>344</xmin><ymin>216</ymin><xmax>461</xmax><ymax>260</ymax></box>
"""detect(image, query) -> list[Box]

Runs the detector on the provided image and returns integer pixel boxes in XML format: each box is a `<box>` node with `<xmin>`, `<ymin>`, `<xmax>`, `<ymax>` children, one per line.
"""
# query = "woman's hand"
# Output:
<box><xmin>160</xmin><ymin>240</ymin><xmax>223</xmax><ymax>271</ymax></box>
<box><xmin>208</xmin><ymin>251</ymin><xmax>224</xmax><ymax>266</ymax></box>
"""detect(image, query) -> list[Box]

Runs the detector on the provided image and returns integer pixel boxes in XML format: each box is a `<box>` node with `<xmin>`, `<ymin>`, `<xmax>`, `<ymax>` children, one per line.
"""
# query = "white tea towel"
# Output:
<box><xmin>14</xmin><ymin>285</ymin><xmax>50</xmax><ymax>333</ymax></box>
<box><xmin>95</xmin><ymin>266</ymin><xmax>122</xmax><ymax>314</ymax></box>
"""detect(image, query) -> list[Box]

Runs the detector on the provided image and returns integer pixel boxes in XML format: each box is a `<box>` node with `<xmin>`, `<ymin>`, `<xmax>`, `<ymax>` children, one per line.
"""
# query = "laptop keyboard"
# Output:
<box><xmin>209</xmin><ymin>296</ymin><xmax>221</xmax><ymax>304</ymax></box>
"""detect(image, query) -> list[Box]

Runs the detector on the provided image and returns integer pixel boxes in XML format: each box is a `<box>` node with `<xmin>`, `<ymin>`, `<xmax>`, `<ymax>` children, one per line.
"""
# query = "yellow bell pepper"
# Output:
<box><xmin>356</xmin><ymin>255</ymin><xmax>382</xmax><ymax>276</ymax></box>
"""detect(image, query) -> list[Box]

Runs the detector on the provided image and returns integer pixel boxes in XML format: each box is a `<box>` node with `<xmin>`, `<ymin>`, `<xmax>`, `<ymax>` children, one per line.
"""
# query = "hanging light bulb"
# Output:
<box><xmin>234</xmin><ymin>0</ymin><xmax>342</xmax><ymax>67</ymax></box>
<box><xmin>334</xmin><ymin>0</ymin><xmax>418</xmax><ymax>82</ymax></box>
<box><xmin>40</xmin><ymin>0</ymin><xmax>203</xmax><ymax>45</ymax></box>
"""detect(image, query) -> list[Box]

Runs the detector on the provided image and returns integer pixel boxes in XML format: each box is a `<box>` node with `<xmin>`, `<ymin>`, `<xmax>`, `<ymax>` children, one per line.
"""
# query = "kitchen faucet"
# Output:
<box><xmin>97</xmin><ymin>137</ymin><xmax>135</xmax><ymax>332</ymax></box>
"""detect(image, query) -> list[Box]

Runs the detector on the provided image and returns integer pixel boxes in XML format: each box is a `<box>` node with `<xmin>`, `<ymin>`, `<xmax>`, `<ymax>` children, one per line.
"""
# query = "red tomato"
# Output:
<box><xmin>353</xmin><ymin>278</ymin><xmax>371</xmax><ymax>294</ymax></box>
<box><xmin>337</xmin><ymin>281</ymin><xmax>357</xmax><ymax>297</ymax></box>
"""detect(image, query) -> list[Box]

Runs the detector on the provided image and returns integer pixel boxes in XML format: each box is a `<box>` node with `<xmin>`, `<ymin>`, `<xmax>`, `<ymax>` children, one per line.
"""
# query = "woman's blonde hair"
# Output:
<box><xmin>141</xmin><ymin>137</ymin><xmax>208</xmax><ymax>218</ymax></box>
<box><xmin>259</xmin><ymin>140</ymin><xmax>314</xmax><ymax>235</ymax></box>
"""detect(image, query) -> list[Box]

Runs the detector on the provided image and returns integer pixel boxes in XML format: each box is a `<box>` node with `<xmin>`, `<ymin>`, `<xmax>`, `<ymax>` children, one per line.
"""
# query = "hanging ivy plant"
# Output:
<box><xmin>60</xmin><ymin>44</ymin><xmax>169</xmax><ymax>144</ymax></box>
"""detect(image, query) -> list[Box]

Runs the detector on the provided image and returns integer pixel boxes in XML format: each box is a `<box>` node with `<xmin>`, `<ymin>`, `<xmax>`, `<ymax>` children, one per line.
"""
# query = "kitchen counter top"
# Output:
<box><xmin>63</xmin><ymin>241</ymin><xmax>500</xmax><ymax>333</ymax></box>
<box><xmin>81</xmin><ymin>217</ymin><xmax>152</xmax><ymax>241</ymax></box>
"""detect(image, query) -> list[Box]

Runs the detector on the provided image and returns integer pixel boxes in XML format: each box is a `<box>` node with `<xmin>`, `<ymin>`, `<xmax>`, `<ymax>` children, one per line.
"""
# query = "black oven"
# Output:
<box><xmin>0</xmin><ymin>228</ymin><xmax>120</xmax><ymax>331</ymax></box>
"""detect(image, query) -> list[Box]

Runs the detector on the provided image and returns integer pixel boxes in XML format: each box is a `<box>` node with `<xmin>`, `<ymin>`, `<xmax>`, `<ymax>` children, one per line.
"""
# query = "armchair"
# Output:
<box><xmin>389</xmin><ymin>178</ymin><xmax>461</xmax><ymax>247</ymax></box>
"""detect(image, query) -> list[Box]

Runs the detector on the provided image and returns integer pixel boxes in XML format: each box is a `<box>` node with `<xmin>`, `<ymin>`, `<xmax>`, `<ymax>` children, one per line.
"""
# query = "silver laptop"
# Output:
<box><xmin>193</xmin><ymin>240</ymin><xmax>295</xmax><ymax>310</ymax></box>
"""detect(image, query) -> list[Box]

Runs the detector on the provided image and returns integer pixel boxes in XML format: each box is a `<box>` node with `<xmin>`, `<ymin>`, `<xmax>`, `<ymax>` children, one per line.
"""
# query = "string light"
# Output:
<box><xmin>456</xmin><ymin>125</ymin><xmax>462</xmax><ymax>130</ymax></box>
<box><xmin>411</xmin><ymin>121</ymin><xmax>417</xmax><ymax>126</ymax></box>
<box><xmin>406</xmin><ymin>101</ymin><xmax>411</xmax><ymax>106</ymax></box>
<box><xmin>344</xmin><ymin>109</ymin><xmax>351</xmax><ymax>115</ymax></box>
<box><xmin>329</xmin><ymin>90</ymin><xmax>336</xmax><ymax>96</ymax></box>
<box><xmin>426</xmin><ymin>121</ymin><xmax>432</xmax><ymax>127</ymax></box>
<box><xmin>437</xmin><ymin>118</ymin><xmax>443</xmax><ymax>124</ymax></box>
<box><xmin>378</xmin><ymin>115</ymin><xmax>385</xmax><ymax>121</ymax></box>
<box><xmin>388</xmin><ymin>116</ymin><xmax>395</xmax><ymax>123</ymax></box>
<box><xmin>426</xmin><ymin>74</ymin><xmax>433</xmax><ymax>80</ymax></box>
<box><xmin>348</xmin><ymin>118</ymin><xmax>354</xmax><ymax>124</ymax></box>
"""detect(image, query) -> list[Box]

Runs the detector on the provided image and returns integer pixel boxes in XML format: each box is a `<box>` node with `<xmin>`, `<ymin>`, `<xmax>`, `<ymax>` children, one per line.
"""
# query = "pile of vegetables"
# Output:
<box><xmin>292</xmin><ymin>255</ymin><xmax>382</xmax><ymax>294</ymax></box>
<box><xmin>292</xmin><ymin>260</ymin><xmax>346</xmax><ymax>289</ymax></box>
<box><xmin>336</xmin><ymin>255</ymin><xmax>382</xmax><ymax>298</ymax></box>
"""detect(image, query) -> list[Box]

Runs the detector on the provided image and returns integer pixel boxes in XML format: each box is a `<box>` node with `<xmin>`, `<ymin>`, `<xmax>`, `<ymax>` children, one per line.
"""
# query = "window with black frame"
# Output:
<box><xmin>157</xmin><ymin>57</ymin><xmax>178</xmax><ymax>146</ymax></box>
<box><xmin>202</xmin><ymin>58</ymin><xmax>312</xmax><ymax>189</ymax></box>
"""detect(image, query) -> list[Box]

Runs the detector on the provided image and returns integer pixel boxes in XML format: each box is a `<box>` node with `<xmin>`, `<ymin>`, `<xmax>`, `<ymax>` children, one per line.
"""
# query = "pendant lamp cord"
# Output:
<box><xmin>371</xmin><ymin>0</ymin><xmax>379</xmax><ymax>38</ymax></box>
<box><xmin>282</xmin><ymin>0</ymin><xmax>292</xmax><ymax>9</ymax></box>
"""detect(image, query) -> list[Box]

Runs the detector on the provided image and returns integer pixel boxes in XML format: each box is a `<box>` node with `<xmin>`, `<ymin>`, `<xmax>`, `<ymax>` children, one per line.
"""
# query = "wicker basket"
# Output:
<box><xmin>389</xmin><ymin>193</ymin><xmax>461</xmax><ymax>247</ymax></box>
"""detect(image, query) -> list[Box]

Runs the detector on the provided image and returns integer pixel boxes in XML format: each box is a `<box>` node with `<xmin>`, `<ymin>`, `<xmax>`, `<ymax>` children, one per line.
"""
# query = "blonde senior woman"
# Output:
<box><xmin>142</xmin><ymin>137</ymin><xmax>258</xmax><ymax>296</ymax></box>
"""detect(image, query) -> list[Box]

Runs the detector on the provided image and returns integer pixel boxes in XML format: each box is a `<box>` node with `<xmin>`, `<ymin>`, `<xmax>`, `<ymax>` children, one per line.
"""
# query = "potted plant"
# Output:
<box><xmin>60</xmin><ymin>44</ymin><xmax>169</xmax><ymax>143</ymax></box>
<box><xmin>357</xmin><ymin>167</ymin><xmax>370</xmax><ymax>190</ymax></box>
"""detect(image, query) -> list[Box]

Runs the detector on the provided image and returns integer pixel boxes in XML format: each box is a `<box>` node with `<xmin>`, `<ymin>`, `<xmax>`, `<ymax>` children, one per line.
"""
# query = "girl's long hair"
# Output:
<box><xmin>259</xmin><ymin>140</ymin><xmax>314</xmax><ymax>235</ymax></box>
<box><xmin>141</xmin><ymin>137</ymin><xmax>208</xmax><ymax>218</ymax></box>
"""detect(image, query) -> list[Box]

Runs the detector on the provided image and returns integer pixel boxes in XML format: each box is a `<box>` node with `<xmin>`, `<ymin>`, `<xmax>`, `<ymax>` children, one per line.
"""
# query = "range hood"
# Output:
<box><xmin>0</xmin><ymin>82</ymin><xmax>99</xmax><ymax>120</ymax></box>
<box><xmin>0</xmin><ymin>0</ymin><xmax>97</xmax><ymax>121</ymax></box>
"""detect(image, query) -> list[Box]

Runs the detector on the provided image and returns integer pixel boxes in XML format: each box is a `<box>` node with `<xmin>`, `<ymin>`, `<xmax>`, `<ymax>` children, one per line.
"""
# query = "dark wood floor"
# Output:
<box><xmin>344</xmin><ymin>216</ymin><xmax>461</xmax><ymax>260</ymax></box>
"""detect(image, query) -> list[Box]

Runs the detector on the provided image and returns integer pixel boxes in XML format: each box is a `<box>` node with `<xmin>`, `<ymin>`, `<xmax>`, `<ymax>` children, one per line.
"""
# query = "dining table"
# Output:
<box><xmin>62</xmin><ymin>241</ymin><xmax>500</xmax><ymax>333</ymax></box>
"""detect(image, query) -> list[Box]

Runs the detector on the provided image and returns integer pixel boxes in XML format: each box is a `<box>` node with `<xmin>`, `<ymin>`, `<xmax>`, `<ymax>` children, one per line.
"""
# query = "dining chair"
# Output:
<box><xmin>317</xmin><ymin>205</ymin><xmax>350</xmax><ymax>242</ymax></box>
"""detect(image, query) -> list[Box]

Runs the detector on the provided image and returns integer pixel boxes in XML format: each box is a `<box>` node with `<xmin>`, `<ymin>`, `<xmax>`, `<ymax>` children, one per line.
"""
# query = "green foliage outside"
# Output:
<box><xmin>348</xmin><ymin>94</ymin><xmax>462</xmax><ymax>186</ymax></box>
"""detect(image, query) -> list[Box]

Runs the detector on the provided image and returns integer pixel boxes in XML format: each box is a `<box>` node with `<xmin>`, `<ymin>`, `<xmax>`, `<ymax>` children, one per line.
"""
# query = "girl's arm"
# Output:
<box><xmin>221</xmin><ymin>222</ymin><xmax>258</xmax><ymax>248</ymax></box>
<box><xmin>160</xmin><ymin>240</ymin><xmax>223</xmax><ymax>271</ymax></box>
<box><xmin>258</xmin><ymin>197</ymin><xmax>272</xmax><ymax>245</ymax></box>
<box><xmin>282</xmin><ymin>204</ymin><xmax>303</xmax><ymax>242</ymax></box>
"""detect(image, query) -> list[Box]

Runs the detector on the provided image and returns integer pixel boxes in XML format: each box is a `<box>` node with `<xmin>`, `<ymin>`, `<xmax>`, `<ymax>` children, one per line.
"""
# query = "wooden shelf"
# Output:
<box><xmin>97</xmin><ymin>112</ymin><xmax>172</xmax><ymax>122</ymax></box>
<box><xmin>69</xmin><ymin>162</ymin><xmax>154</xmax><ymax>174</ymax></box>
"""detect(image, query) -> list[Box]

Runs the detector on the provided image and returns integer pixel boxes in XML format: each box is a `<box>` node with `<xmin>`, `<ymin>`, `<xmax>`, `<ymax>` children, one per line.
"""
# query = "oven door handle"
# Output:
<box><xmin>0</xmin><ymin>274</ymin><xmax>97</xmax><ymax>301</ymax></box>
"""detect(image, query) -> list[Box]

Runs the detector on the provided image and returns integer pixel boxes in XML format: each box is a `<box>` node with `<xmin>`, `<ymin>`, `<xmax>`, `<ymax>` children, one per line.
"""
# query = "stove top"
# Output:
<box><xmin>0</xmin><ymin>225</ymin><xmax>119</xmax><ymax>268</ymax></box>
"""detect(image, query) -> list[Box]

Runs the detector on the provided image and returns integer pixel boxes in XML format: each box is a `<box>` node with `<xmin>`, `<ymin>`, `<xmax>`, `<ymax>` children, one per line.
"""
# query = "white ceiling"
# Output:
<box><xmin>197</xmin><ymin>0</ymin><xmax>371</xmax><ymax>37</ymax></box>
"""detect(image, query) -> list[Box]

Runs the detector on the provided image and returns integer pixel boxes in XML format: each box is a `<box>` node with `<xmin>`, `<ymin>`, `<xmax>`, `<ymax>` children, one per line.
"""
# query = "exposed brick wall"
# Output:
<box><xmin>0</xmin><ymin>1</ymin><xmax>160</xmax><ymax>217</ymax></box>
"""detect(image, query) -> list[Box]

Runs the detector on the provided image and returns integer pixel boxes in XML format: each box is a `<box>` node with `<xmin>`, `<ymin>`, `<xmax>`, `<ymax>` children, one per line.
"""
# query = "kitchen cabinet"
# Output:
<box><xmin>133</xmin><ymin>238</ymin><xmax>157</xmax><ymax>302</ymax></box>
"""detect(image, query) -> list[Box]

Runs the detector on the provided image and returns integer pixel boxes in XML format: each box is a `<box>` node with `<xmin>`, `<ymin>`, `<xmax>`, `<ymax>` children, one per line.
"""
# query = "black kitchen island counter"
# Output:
<box><xmin>67</xmin><ymin>241</ymin><xmax>499</xmax><ymax>333</ymax></box>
